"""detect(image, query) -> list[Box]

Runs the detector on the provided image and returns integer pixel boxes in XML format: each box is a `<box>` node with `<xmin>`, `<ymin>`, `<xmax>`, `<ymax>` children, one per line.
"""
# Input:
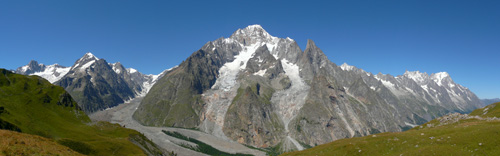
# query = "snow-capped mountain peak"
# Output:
<box><xmin>15</xmin><ymin>60</ymin><xmax>70</xmax><ymax>83</ymax></box>
<box><xmin>403</xmin><ymin>71</ymin><xmax>429</xmax><ymax>84</ymax></box>
<box><xmin>84</xmin><ymin>52</ymin><xmax>99</xmax><ymax>60</ymax></box>
<box><xmin>340</xmin><ymin>63</ymin><xmax>355</xmax><ymax>71</ymax></box>
<box><xmin>431</xmin><ymin>72</ymin><xmax>451</xmax><ymax>86</ymax></box>
<box><xmin>234</xmin><ymin>24</ymin><xmax>270</xmax><ymax>37</ymax></box>
<box><xmin>77</xmin><ymin>52</ymin><xmax>99</xmax><ymax>63</ymax></box>
<box><xmin>17</xmin><ymin>60</ymin><xmax>44</xmax><ymax>73</ymax></box>
<box><xmin>72</xmin><ymin>52</ymin><xmax>100</xmax><ymax>71</ymax></box>
<box><xmin>247</xmin><ymin>24</ymin><xmax>264</xmax><ymax>29</ymax></box>
<box><xmin>230</xmin><ymin>24</ymin><xmax>279</xmax><ymax>46</ymax></box>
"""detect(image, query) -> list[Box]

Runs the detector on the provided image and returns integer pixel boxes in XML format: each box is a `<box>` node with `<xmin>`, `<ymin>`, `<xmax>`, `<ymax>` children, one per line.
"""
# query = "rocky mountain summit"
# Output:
<box><xmin>133</xmin><ymin>25</ymin><xmax>483</xmax><ymax>151</ymax></box>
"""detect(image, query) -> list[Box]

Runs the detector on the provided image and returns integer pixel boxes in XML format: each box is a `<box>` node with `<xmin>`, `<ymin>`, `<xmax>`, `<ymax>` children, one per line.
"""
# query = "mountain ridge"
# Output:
<box><xmin>481</xmin><ymin>98</ymin><xmax>500</xmax><ymax>107</ymax></box>
<box><xmin>134</xmin><ymin>24</ymin><xmax>482</xmax><ymax>151</ymax></box>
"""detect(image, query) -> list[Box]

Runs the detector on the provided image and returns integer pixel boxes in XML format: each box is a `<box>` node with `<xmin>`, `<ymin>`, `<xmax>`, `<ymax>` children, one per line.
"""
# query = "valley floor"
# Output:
<box><xmin>89</xmin><ymin>97</ymin><xmax>265</xmax><ymax>156</ymax></box>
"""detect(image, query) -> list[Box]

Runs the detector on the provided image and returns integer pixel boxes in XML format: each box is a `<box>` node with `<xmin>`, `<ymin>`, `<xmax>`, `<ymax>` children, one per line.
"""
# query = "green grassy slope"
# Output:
<box><xmin>0</xmin><ymin>69</ymin><xmax>162</xmax><ymax>155</ymax></box>
<box><xmin>0</xmin><ymin>129</ymin><xmax>83</xmax><ymax>156</ymax></box>
<box><xmin>282</xmin><ymin>103</ymin><xmax>500</xmax><ymax>156</ymax></box>
<box><xmin>470</xmin><ymin>102</ymin><xmax>500</xmax><ymax>118</ymax></box>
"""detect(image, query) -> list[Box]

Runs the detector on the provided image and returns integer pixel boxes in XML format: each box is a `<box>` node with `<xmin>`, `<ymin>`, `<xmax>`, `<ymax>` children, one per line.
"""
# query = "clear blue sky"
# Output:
<box><xmin>1</xmin><ymin>0</ymin><xmax>499</xmax><ymax>99</ymax></box>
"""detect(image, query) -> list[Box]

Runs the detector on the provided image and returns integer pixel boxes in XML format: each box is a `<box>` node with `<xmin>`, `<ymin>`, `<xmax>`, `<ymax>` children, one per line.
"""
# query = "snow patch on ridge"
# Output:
<box><xmin>404</xmin><ymin>71</ymin><xmax>428</xmax><ymax>84</ymax></box>
<box><xmin>128</xmin><ymin>68</ymin><xmax>138</xmax><ymax>74</ymax></box>
<box><xmin>405</xmin><ymin>122</ymin><xmax>418</xmax><ymax>128</ymax></box>
<box><xmin>138</xmin><ymin>66</ymin><xmax>177</xmax><ymax>97</ymax></box>
<box><xmin>421</xmin><ymin>85</ymin><xmax>429</xmax><ymax>93</ymax></box>
<box><xmin>21</xmin><ymin>66</ymin><xmax>29</xmax><ymax>72</ymax></box>
<box><xmin>253</xmin><ymin>69</ymin><xmax>267</xmax><ymax>76</ymax></box>
<box><xmin>79</xmin><ymin>60</ymin><xmax>95</xmax><ymax>72</ymax></box>
<box><xmin>379</xmin><ymin>79</ymin><xmax>395</xmax><ymax>88</ymax></box>
<box><xmin>211</xmin><ymin>43</ymin><xmax>262</xmax><ymax>91</ymax></box>
<box><xmin>112</xmin><ymin>64</ymin><xmax>121</xmax><ymax>74</ymax></box>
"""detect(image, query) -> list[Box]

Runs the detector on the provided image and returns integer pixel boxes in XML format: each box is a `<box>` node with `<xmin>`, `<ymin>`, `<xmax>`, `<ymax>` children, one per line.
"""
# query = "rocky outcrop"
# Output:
<box><xmin>223</xmin><ymin>84</ymin><xmax>284</xmax><ymax>148</ymax></box>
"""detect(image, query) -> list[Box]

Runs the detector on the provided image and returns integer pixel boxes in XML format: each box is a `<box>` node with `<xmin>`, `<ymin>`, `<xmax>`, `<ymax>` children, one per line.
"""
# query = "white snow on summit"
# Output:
<box><xmin>84</xmin><ymin>52</ymin><xmax>99</xmax><ymax>60</ymax></box>
<box><xmin>128</xmin><ymin>68</ymin><xmax>138</xmax><ymax>74</ymax></box>
<box><xmin>72</xmin><ymin>52</ymin><xmax>99</xmax><ymax>71</ymax></box>
<box><xmin>404</xmin><ymin>71</ymin><xmax>428</xmax><ymax>84</ymax></box>
<box><xmin>431</xmin><ymin>72</ymin><xmax>449</xmax><ymax>86</ymax></box>
<box><xmin>340</xmin><ymin>63</ymin><xmax>355</xmax><ymax>71</ymax></box>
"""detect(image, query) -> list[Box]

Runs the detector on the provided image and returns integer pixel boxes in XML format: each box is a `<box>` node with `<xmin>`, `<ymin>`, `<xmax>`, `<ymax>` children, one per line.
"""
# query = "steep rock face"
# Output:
<box><xmin>133</xmin><ymin>41</ymin><xmax>238</xmax><ymax>127</ymax></box>
<box><xmin>298</xmin><ymin>40</ymin><xmax>331</xmax><ymax>80</ymax></box>
<box><xmin>222</xmin><ymin>46</ymin><xmax>289</xmax><ymax>148</ymax></box>
<box><xmin>223</xmin><ymin>84</ymin><xmax>283</xmax><ymax>148</ymax></box>
<box><xmin>56</xmin><ymin>54</ymin><xmax>136</xmax><ymax>113</ymax></box>
<box><xmin>135</xmin><ymin>25</ymin><xmax>482</xmax><ymax>150</ymax></box>
<box><xmin>110</xmin><ymin>62</ymin><xmax>143</xmax><ymax>94</ymax></box>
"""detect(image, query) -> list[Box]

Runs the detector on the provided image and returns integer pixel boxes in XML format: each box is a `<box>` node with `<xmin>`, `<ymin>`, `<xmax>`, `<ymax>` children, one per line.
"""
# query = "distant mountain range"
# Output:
<box><xmin>481</xmin><ymin>98</ymin><xmax>500</xmax><ymax>107</ymax></box>
<box><xmin>15</xmin><ymin>60</ymin><xmax>70</xmax><ymax>83</ymax></box>
<box><xmin>14</xmin><ymin>53</ymin><xmax>172</xmax><ymax>113</ymax></box>
<box><xmin>132</xmin><ymin>25</ymin><xmax>483</xmax><ymax>152</ymax></box>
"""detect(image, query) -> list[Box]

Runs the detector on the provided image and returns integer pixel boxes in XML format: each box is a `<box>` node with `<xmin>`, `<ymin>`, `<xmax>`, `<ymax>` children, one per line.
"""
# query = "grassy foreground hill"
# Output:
<box><xmin>0</xmin><ymin>129</ymin><xmax>83</xmax><ymax>156</ymax></box>
<box><xmin>283</xmin><ymin>102</ymin><xmax>500</xmax><ymax>156</ymax></box>
<box><xmin>0</xmin><ymin>69</ymin><xmax>164</xmax><ymax>155</ymax></box>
